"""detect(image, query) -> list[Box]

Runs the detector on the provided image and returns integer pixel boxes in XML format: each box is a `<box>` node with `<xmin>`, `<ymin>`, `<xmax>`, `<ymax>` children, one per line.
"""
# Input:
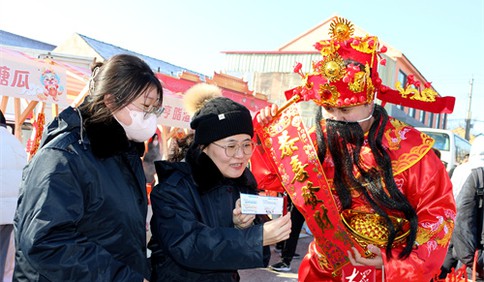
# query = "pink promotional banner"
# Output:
<box><xmin>156</xmin><ymin>72</ymin><xmax>272</xmax><ymax>130</ymax></box>
<box><xmin>157</xmin><ymin>87</ymin><xmax>191</xmax><ymax>129</ymax></box>
<box><xmin>0</xmin><ymin>47</ymin><xmax>68</xmax><ymax>105</ymax></box>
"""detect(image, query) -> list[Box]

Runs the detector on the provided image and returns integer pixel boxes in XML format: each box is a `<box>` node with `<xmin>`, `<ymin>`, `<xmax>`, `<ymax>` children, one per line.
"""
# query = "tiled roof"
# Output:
<box><xmin>0</xmin><ymin>30</ymin><xmax>56</xmax><ymax>51</ymax></box>
<box><xmin>78</xmin><ymin>34</ymin><xmax>206</xmax><ymax>79</ymax></box>
<box><xmin>0</xmin><ymin>30</ymin><xmax>205</xmax><ymax>79</ymax></box>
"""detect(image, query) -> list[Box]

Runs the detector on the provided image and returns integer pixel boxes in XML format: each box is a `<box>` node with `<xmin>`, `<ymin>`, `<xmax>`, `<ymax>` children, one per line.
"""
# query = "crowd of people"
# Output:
<box><xmin>1</xmin><ymin>16</ymin><xmax>482</xmax><ymax>282</ymax></box>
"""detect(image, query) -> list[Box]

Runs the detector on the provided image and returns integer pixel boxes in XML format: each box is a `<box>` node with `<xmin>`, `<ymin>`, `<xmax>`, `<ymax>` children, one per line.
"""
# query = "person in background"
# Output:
<box><xmin>269</xmin><ymin>198</ymin><xmax>305</xmax><ymax>272</ymax></box>
<box><xmin>432</xmin><ymin>147</ymin><xmax>442</xmax><ymax>159</ymax></box>
<box><xmin>439</xmin><ymin>136</ymin><xmax>484</xmax><ymax>280</ymax></box>
<box><xmin>448</xmin><ymin>152</ymin><xmax>469</xmax><ymax>178</ymax></box>
<box><xmin>452</xmin><ymin>145</ymin><xmax>484</xmax><ymax>198</ymax></box>
<box><xmin>14</xmin><ymin>54</ymin><xmax>163</xmax><ymax>282</ymax></box>
<box><xmin>0</xmin><ymin>110</ymin><xmax>27</xmax><ymax>282</ymax></box>
<box><xmin>166</xmin><ymin>131</ymin><xmax>194</xmax><ymax>162</ymax></box>
<box><xmin>148</xmin><ymin>83</ymin><xmax>291</xmax><ymax>281</ymax></box>
<box><xmin>256</xmin><ymin>17</ymin><xmax>455</xmax><ymax>281</ymax></box>
<box><xmin>451</xmin><ymin>135</ymin><xmax>484</xmax><ymax>281</ymax></box>
<box><xmin>143</xmin><ymin>133</ymin><xmax>162</xmax><ymax>187</ymax></box>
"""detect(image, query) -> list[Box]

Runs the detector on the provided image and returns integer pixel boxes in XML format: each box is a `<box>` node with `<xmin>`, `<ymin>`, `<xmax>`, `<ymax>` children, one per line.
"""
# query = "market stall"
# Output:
<box><xmin>0</xmin><ymin>46</ymin><xmax>90</xmax><ymax>144</ymax></box>
<box><xmin>1</xmin><ymin>46</ymin><xmax>272</xmax><ymax>160</ymax></box>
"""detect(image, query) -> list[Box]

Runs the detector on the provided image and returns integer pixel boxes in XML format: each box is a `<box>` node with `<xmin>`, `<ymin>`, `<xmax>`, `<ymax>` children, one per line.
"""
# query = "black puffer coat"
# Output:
<box><xmin>452</xmin><ymin>167</ymin><xmax>484</xmax><ymax>280</ymax></box>
<box><xmin>14</xmin><ymin>106</ymin><xmax>149</xmax><ymax>281</ymax></box>
<box><xmin>149</xmin><ymin>152</ymin><xmax>270</xmax><ymax>282</ymax></box>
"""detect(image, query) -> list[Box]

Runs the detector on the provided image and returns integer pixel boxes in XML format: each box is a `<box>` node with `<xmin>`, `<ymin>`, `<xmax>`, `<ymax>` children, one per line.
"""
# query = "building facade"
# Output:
<box><xmin>221</xmin><ymin>16</ymin><xmax>449</xmax><ymax>129</ymax></box>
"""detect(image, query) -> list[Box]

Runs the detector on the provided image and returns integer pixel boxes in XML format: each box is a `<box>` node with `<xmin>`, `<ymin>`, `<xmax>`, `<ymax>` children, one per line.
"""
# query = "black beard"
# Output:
<box><xmin>326</xmin><ymin>119</ymin><xmax>365</xmax><ymax>164</ymax></box>
<box><xmin>315</xmin><ymin>105</ymin><xmax>419</xmax><ymax>260</ymax></box>
<box><xmin>325</xmin><ymin>119</ymin><xmax>368</xmax><ymax>211</ymax></box>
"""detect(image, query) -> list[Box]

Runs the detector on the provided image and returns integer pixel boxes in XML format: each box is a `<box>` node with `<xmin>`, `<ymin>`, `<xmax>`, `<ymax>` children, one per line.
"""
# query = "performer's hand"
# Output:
<box><xmin>348</xmin><ymin>244</ymin><xmax>383</xmax><ymax>269</ymax></box>
<box><xmin>233</xmin><ymin>198</ymin><xmax>256</xmax><ymax>229</ymax></box>
<box><xmin>256</xmin><ymin>104</ymin><xmax>279</xmax><ymax>125</ymax></box>
<box><xmin>262</xmin><ymin>212</ymin><xmax>291</xmax><ymax>246</ymax></box>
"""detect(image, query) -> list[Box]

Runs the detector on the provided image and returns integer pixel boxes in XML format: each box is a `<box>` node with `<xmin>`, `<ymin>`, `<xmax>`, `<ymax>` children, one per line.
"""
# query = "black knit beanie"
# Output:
<box><xmin>190</xmin><ymin>97</ymin><xmax>253</xmax><ymax>145</ymax></box>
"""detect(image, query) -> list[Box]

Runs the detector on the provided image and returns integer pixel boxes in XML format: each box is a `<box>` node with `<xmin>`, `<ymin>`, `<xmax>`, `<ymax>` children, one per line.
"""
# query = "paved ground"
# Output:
<box><xmin>239</xmin><ymin>233</ymin><xmax>312</xmax><ymax>282</ymax></box>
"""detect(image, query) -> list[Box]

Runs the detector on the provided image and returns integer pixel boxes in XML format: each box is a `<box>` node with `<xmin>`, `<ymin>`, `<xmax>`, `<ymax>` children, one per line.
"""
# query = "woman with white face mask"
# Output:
<box><xmin>14</xmin><ymin>54</ymin><xmax>163</xmax><ymax>282</ymax></box>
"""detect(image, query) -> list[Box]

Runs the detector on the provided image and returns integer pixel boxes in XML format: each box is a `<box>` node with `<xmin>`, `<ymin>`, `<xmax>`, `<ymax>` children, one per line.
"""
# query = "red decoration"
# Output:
<box><xmin>341</xmin><ymin>265</ymin><xmax>377</xmax><ymax>282</ymax></box>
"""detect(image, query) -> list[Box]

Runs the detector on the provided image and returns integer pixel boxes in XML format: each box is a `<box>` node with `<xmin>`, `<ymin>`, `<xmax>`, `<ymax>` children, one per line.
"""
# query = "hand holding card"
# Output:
<box><xmin>240</xmin><ymin>193</ymin><xmax>284</xmax><ymax>215</ymax></box>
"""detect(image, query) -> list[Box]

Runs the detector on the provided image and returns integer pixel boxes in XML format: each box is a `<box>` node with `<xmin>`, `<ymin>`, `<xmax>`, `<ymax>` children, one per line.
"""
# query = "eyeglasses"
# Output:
<box><xmin>211</xmin><ymin>141</ymin><xmax>255</xmax><ymax>157</ymax></box>
<box><xmin>131</xmin><ymin>103</ymin><xmax>165</xmax><ymax>119</ymax></box>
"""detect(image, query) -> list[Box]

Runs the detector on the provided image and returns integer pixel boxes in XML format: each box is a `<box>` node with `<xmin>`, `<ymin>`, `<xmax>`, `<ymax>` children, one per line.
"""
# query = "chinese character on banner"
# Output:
<box><xmin>341</xmin><ymin>265</ymin><xmax>377</xmax><ymax>282</ymax></box>
<box><xmin>157</xmin><ymin>93</ymin><xmax>190</xmax><ymax>128</ymax></box>
<box><xmin>1</xmin><ymin>48</ymin><xmax>68</xmax><ymax>105</ymax></box>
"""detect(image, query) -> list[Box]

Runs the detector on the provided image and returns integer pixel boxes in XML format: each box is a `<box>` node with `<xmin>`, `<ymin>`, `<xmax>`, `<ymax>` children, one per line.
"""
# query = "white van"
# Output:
<box><xmin>415</xmin><ymin>128</ymin><xmax>471</xmax><ymax>175</ymax></box>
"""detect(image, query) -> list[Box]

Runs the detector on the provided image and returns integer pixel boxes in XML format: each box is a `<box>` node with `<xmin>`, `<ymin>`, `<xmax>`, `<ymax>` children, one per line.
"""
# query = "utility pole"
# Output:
<box><xmin>465</xmin><ymin>78</ymin><xmax>474</xmax><ymax>141</ymax></box>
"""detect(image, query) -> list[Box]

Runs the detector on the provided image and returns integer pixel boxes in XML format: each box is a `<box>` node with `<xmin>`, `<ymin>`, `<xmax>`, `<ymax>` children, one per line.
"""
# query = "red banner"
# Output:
<box><xmin>254</xmin><ymin>102</ymin><xmax>366</xmax><ymax>275</ymax></box>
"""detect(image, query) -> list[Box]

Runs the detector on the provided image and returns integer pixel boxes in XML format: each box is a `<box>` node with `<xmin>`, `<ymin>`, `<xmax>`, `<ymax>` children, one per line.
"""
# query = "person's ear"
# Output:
<box><xmin>103</xmin><ymin>94</ymin><xmax>116</xmax><ymax>110</ymax></box>
<box><xmin>367</xmin><ymin>103</ymin><xmax>375</xmax><ymax>115</ymax></box>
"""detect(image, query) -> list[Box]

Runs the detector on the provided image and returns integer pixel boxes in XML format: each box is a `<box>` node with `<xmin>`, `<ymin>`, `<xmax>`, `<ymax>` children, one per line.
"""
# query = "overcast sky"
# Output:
<box><xmin>1</xmin><ymin>0</ymin><xmax>483</xmax><ymax>134</ymax></box>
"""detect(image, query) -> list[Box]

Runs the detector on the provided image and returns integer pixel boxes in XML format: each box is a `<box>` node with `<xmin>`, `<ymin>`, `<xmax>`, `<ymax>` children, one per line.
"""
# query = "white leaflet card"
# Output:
<box><xmin>240</xmin><ymin>193</ymin><xmax>284</xmax><ymax>215</ymax></box>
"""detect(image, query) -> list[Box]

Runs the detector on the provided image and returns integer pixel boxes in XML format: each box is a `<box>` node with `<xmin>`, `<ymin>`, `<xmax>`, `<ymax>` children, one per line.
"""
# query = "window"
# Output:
<box><xmin>398</xmin><ymin>70</ymin><xmax>407</xmax><ymax>86</ymax></box>
<box><xmin>424</xmin><ymin>132</ymin><xmax>450</xmax><ymax>151</ymax></box>
<box><xmin>409</xmin><ymin>108</ymin><xmax>415</xmax><ymax>118</ymax></box>
<box><xmin>419</xmin><ymin>110</ymin><xmax>426</xmax><ymax>123</ymax></box>
<box><xmin>454</xmin><ymin>135</ymin><xmax>471</xmax><ymax>164</ymax></box>
<box><xmin>417</xmin><ymin>128</ymin><xmax>471</xmax><ymax>173</ymax></box>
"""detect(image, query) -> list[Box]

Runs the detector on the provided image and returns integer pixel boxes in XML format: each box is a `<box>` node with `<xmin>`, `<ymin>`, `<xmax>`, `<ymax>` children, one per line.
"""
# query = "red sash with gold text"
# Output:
<box><xmin>254</xmin><ymin>103</ymin><xmax>368</xmax><ymax>275</ymax></box>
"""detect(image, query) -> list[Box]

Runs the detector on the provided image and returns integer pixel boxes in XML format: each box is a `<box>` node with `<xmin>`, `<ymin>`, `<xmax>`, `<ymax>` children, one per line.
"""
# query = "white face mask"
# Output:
<box><xmin>114</xmin><ymin>108</ymin><xmax>158</xmax><ymax>142</ymax></box>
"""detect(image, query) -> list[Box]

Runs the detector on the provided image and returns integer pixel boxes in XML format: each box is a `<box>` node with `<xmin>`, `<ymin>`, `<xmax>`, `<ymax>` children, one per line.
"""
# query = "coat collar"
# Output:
<box><xmin>189</xmin><ymin>152</ymin><xmax>250</xmax><ymax>194</ymax></box>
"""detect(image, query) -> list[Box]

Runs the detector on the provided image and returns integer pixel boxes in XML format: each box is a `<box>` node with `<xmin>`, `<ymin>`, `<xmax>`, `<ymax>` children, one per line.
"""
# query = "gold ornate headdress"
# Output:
<box><xmin>286</xmin><ymin>17</ymin><xmax>455</xmax><ymax>113</ymax></box>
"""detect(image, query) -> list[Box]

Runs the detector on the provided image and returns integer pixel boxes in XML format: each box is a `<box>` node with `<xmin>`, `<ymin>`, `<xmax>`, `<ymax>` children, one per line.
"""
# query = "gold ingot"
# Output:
<box><xmin>341</xmin><ymin>210</ymin><xmax>410</xmax><ymax>248</ymax></box>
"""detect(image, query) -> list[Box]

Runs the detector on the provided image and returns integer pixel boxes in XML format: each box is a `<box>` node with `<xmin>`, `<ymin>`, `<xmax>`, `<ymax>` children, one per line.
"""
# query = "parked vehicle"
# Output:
<box><xmin>415</xmin><ymin>128</ymin><xmax>471</xmax><ymax>175</ymax></box>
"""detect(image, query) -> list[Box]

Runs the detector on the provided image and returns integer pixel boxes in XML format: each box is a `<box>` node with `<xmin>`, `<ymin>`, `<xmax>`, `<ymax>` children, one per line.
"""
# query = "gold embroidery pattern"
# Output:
<box><xmin>348</xmin><ymin>71</ymin><xmax>366</xmax><ymax>93</ymax></box>
<box><xmin>390</xmin><ymin>132</ymin><xmax>434</xmax><ymax>175</ymax></box>
<box><xmin>351</xmin><ymin>35</ymin><xmax>380</xmax><ymax>54</ymax></box>
<box><xmin>384</xmin><ymin>119</ymin><xmax>407</xmax><ymax>151</ymax></box>
<box><xmin>415</xmin><ymin>217</ymin><xmax>454</xmax><ymax>247</ymax></box>
<box><xmin>395</xmin><ymin>81</ymin><xmax>438</xmax><ymax>102</ymax></box>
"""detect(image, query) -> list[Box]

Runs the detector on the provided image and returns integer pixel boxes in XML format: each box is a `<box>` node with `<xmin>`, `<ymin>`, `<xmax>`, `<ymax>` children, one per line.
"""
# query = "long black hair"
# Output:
<box><xmin>315</xmin><ymin>104</ymin><xmax>418</xmax><ymax>259</ymax></box>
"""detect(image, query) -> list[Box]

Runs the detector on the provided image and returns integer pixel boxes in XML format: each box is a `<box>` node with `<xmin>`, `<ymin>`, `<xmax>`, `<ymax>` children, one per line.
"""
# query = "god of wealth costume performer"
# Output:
<box><xmin>252</xmin><ymin>17</ymin><xmax>456</xmax><ymax>281</ymax></box>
